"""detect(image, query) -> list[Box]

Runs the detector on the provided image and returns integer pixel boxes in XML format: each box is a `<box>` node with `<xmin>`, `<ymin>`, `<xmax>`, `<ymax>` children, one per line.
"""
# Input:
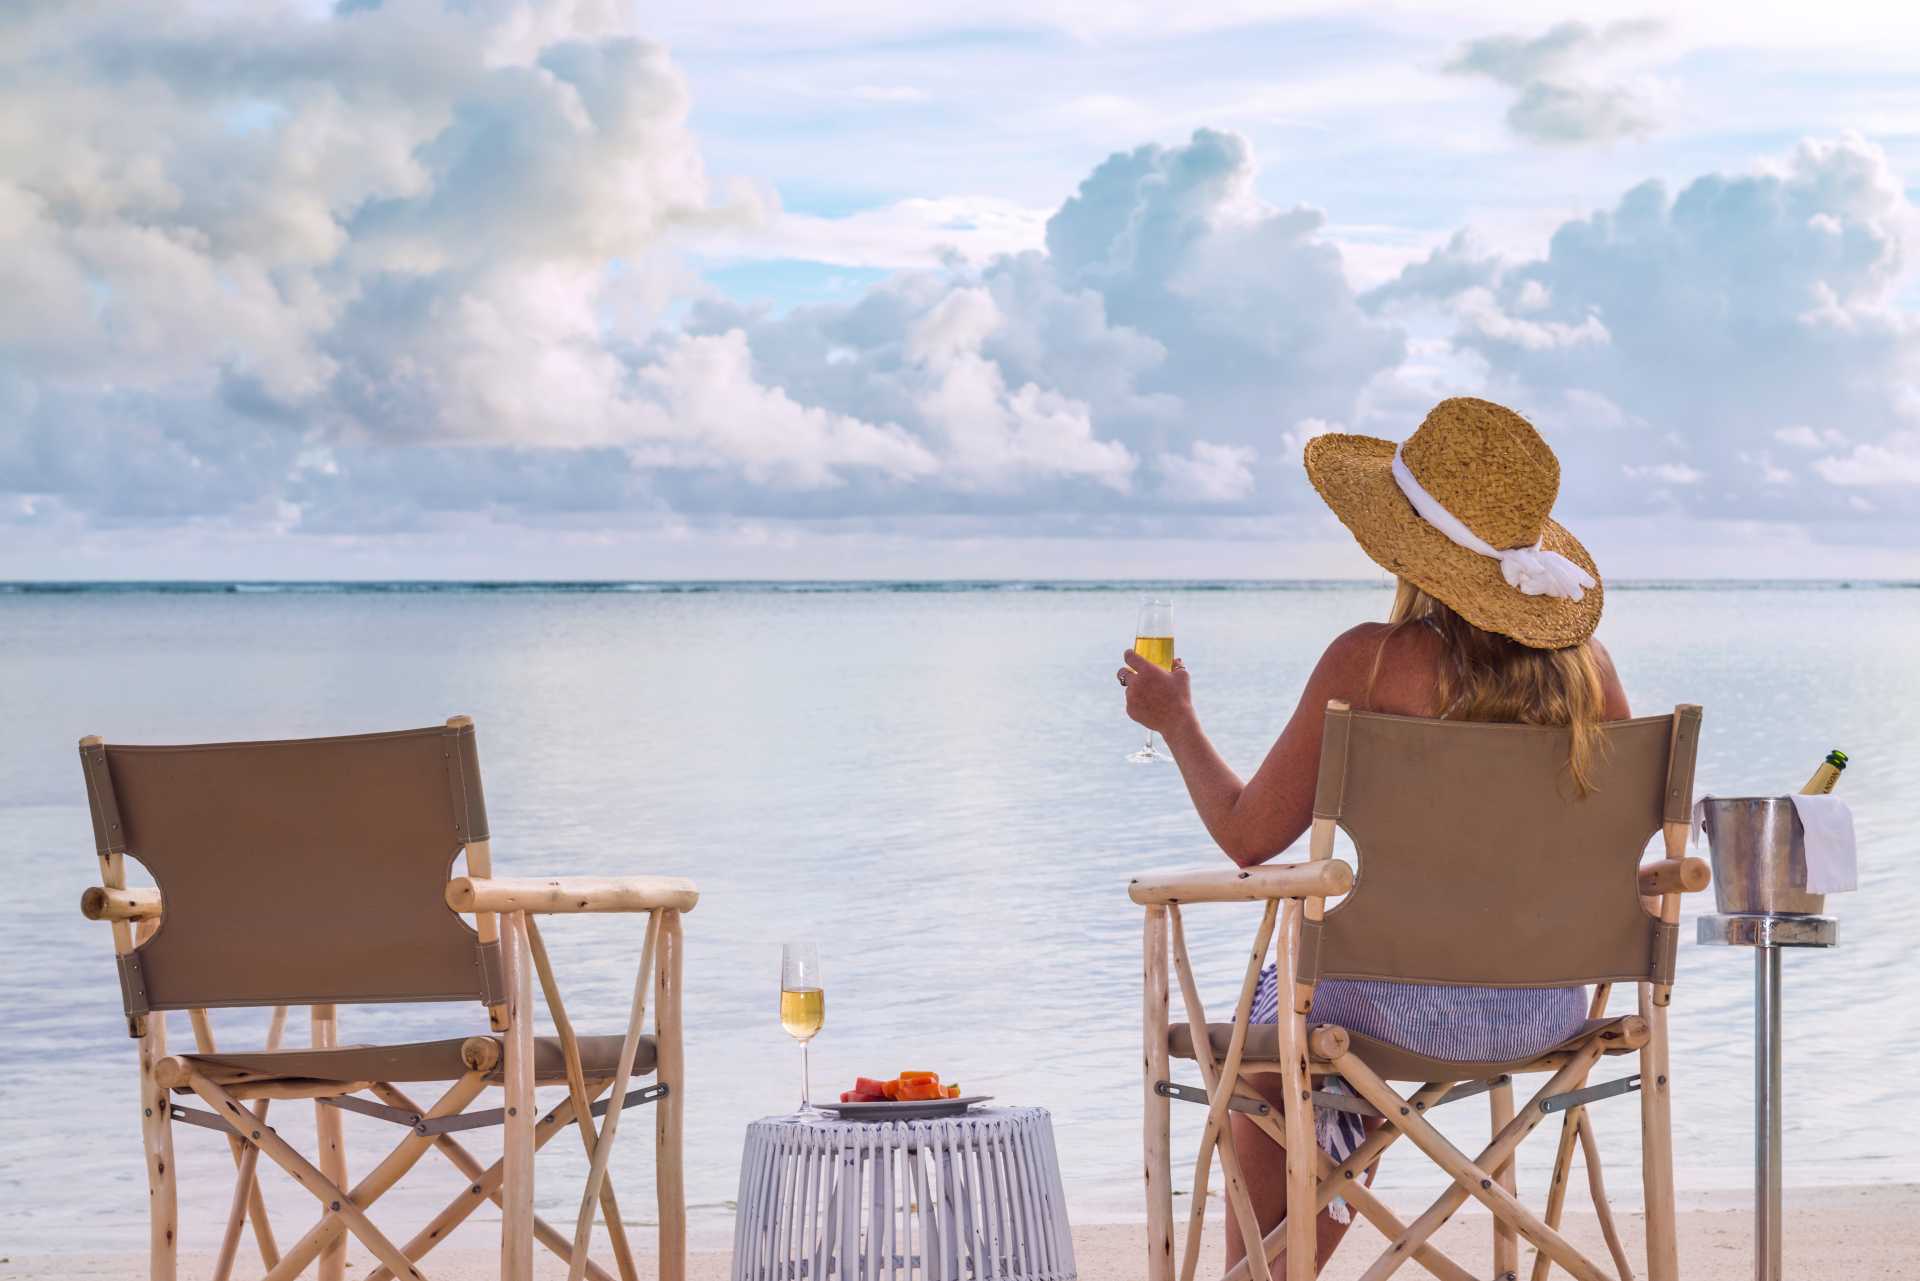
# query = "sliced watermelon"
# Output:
<box><xmin>854</xmin><ymin>1076</ymin><xmax>888</xmax><ymax>1096</ymax></box>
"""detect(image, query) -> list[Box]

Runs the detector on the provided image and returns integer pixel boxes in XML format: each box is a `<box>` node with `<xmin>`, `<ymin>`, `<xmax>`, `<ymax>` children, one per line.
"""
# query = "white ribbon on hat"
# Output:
<box><xmin>1390</xmin><ymin>446</ymin><xmax>1596</xmax><ymax>601</ymax></box>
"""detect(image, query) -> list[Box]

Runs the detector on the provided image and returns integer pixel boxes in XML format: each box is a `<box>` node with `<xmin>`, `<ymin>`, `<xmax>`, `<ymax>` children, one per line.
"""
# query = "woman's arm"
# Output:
<box><xmin>1121</xmin><ymin>625</ymin><xmax>1390</xmax><ymax>867</ymax></box>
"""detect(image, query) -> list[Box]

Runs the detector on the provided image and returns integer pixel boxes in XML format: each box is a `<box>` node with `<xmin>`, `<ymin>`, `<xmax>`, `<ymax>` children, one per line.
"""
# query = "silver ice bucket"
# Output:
<box><xmin>1699</xmin><ymin>797</ymin><xmax>1825</xmax><ymax>916</ymax></box>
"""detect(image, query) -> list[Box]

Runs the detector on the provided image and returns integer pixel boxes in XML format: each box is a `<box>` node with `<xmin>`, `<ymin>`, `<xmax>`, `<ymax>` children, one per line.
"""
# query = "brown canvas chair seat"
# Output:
<box><xmin>177</xmin><ymin>1032</ymin><xmax>659</xmax><ymax>1087</ymax></box>
<box><xmin>1169</xmin><ymin>1014</ymin><xmax>1644</xmax><ymax>1082</ymax></box>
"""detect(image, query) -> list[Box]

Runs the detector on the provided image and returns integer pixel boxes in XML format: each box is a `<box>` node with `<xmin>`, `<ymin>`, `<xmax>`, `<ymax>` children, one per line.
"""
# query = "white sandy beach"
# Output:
<box><xmin>8</xmin><ymin>1184</ymin><xmax>1913</xmax><ymax>1279</ymax></box>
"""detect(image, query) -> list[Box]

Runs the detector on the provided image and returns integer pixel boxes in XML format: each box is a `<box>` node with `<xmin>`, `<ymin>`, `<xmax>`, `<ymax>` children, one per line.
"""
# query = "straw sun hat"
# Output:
<box><xmin>1304</xmin><ymin>397</ymin><xmax>1602</xmax><ymax>650</ymax></box>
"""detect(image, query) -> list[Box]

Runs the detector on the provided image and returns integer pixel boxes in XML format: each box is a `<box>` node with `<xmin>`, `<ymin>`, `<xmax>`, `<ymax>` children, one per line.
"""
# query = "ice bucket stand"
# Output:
<box><xmin>1696</xmin><ymin>797</ymin><xmax>1840</xmax><ymax>1281</ymax></box>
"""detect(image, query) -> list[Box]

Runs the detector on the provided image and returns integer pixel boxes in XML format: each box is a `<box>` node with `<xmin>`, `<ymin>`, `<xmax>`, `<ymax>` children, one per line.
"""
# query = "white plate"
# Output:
<box><xmin>821</xmin><ymin>1095</ymin><xmax>993</xmax><ymax>1121</ymax></box>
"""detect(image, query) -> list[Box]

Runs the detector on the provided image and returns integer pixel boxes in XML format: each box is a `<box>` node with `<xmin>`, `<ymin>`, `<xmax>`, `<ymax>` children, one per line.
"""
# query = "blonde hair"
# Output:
<box><xmin>1373</xmin><ymin>579</ymin><xmax>1609</xmax><ymax>795</ymax></box>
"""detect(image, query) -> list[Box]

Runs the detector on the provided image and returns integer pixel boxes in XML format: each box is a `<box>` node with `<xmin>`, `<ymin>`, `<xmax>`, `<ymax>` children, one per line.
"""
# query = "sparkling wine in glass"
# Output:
<box><xmin>780</xmin><ymin>942</ymin><xmax>824</xmax><ymax>1115</ymax></box>
<box><xmin>1129</xmin><ymin>597</ymin><xmax>1175</xmax><ymax>763</ymax></box>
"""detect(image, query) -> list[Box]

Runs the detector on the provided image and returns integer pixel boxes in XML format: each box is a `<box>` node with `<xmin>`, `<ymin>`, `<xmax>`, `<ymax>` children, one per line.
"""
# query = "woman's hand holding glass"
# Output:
<box><xmin>1118</xmin><ymin>648</ymin><xmax>1194</xmax><ymax>742</ymax></box>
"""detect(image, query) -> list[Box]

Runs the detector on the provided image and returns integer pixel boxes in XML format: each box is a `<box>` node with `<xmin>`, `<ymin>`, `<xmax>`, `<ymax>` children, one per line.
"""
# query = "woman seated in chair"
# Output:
<box><xmin>1117</xmin><ymin>397</ymin><xmax>1630</xmax><ymax>1275</ymax></box>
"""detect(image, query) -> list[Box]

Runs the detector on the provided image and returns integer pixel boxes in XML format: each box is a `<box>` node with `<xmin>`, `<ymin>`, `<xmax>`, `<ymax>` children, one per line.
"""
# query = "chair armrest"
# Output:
<box><xmin>81</xmin><ymin>885</ymin><xmax>161</xmax><ymax>921</ymax></box>
<box><xmin>1128</xmin><ymin>859</ymin><xmax>1352</xmax><ymax>906</ymax></box>
<box><xmin>1638</xmin><ymin>857</ymin><xmax>1710</xmax><ymax>897</ymax></box>
<box><xmin>446</xmin><ymin>875</ymin><xmax>699</xmax><ymax>915</ymax></box>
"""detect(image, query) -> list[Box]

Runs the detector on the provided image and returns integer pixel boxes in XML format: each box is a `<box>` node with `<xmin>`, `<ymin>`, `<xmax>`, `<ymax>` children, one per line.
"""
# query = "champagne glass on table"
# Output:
<box><xmin>1128</xmin><ymin>596</ymin><xmax>1175</xmax><ymax>763</ymax></box>
<box><xmin>780</xmin><ymin>942</ymin><xmax>825</xmax><ymax>1115</ymax></box>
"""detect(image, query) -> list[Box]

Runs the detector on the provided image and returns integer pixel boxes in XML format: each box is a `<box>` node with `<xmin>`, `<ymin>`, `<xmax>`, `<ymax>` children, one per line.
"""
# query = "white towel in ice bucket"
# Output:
<box><xmin>1789</xmin><ymin>794</ymin><xmax>1857</xmax><ymax>894</ymax></box>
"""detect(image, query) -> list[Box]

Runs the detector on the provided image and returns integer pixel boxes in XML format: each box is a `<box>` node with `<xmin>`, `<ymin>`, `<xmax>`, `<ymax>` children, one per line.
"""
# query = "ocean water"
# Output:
<box><xmin>3</xmin><ymin>581</ymin><xmax>1917</xmax><ymax>1256</ymax></box>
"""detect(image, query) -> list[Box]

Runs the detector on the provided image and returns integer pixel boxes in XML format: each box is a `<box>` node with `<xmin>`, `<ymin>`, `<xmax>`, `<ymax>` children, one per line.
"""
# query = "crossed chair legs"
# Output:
<box><xmin>168</xmin><ymin>1067</ymin><xmax>630</xmax><ymax>1281</ymax></box>
<box><xmin>137</xmin><ymin>910</ymin><xmax>686</xmax><ymax>1281</ymax></box>
<box><xmin>1147</xmin><ymin>898</ymin><xmax>1667</xmax><ymax>1281</ymax></box>
<box><xmin>1205</xmin><ymin>1026</ymin><xmax>1643</xmax><ymax>1281</ymax></box>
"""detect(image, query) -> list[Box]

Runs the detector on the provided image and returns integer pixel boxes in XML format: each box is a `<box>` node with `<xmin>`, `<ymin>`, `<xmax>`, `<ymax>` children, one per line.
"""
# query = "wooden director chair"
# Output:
<box><xmin>1134</xmin><ymin>701</ymin><xmax>1706</xmax><ymax>1281</ymax></box>
<box><xmin>77</xmin><ymin>716</ymin><xmax>696</xmax><ymax>1281</ymax></box>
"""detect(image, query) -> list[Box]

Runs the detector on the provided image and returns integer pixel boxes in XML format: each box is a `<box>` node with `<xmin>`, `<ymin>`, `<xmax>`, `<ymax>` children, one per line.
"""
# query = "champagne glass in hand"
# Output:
<box><xmin>780</xmin><ymin>942</ymin><xmax>825</xmax><ymax>1115</ymax></box>
<box><xmin>1128</xmin><ymin>597</ymin><xmax>1175</xmax><ymax>763</ymax></box>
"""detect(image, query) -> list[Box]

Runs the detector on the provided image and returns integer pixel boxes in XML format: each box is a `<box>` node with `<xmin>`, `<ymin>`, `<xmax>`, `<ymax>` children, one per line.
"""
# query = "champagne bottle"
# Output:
<box><xmin>1798</xmin><ymin>749</ymin><xmax>1847</xmax><ymax>795</ymax></box>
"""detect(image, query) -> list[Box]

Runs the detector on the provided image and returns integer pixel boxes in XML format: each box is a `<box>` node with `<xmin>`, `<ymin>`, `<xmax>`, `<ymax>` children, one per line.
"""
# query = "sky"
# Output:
<box><xmin>4</xmin><ymin>0</ymin><xmax>1920</xmax><ymax>580</ymax></box>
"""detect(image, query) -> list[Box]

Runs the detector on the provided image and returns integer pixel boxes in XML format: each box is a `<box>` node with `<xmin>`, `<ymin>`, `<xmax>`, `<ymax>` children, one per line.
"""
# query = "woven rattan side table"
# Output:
<box><xmin>731</xmin><ymin>1106</ymin><xmax>1076</xmax><ymax>1280</ymax></box>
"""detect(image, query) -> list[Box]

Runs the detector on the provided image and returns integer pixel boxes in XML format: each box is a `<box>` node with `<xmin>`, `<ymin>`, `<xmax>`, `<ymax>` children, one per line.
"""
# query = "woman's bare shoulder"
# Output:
<box><xmin>1313</xmin><ymin>621</ymin><xmax>1392</xmax><ymax>680</ymax></box>
<box><xmin>1311</xmin><ymin>621</ymin><xmax>1440</xmax><ymax>713</ymax></box>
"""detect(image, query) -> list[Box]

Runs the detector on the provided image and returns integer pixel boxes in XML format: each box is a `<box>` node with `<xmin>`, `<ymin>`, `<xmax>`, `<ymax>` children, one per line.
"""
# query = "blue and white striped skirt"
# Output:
<box><xmin>1246</xmin><ymin>968</ymin><xmax>1587</xmax><ymax>1221</ymax></box>
<box><xmin>1250</xmin><ymin>968</ymin><xmax>1589</xmax><ymax>1063</ymax></box>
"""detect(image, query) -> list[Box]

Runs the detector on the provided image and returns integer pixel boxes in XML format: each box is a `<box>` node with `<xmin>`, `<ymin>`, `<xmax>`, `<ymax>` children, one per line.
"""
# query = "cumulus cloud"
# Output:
<box><xmin>1157</xmin><ymin>441</ymin><xmax>1257</xmax><ymax>504</ymax></box>
<box><xmin>1454</xmin><ymin>287</ymin><xmax>1610</xmax><ymax>351</ymax></box>
<box><xmin>3</xmin><ymin>2</ymin><xmax>1919</xmax><ymax>566</ymax></box>
<box><xmin>1775</xmin><ymin>424</ymin><xmax>1848</xmax><ymax>450</ymax></box>
<box><xmin>906</xmin><ymin>286</ymin><xmax>1136</xmax><ymax>491</ymax></box>
<box><xmin>5</xmin><ymin>0</ymin><xmax>1405</xmax><ymax>542</ymax></box>
<box><xmin>1389</xmin><ymin>134</ymin><xmax>1920</xmax><ymax>524</ymax></box>
<box><xmin>1813</xmin><ymin>437</ymin><xmax>1920</xmax><ymax>486</ymax></box>
<box><xmin>628</xmin><ymin>330</ymin><xmax>938</xmax><ymax>487</ymax></box>
<box><xmin>694</xmin><ymin>194</ymin><xmax>1048</xmax><ymax>271</ymax></box>
<box><xmin>0</xmin><ymin>1</ymin><xmax>1157</xmax><ymax>534</ymax></box>
<box><xmin>1</xmin><ymin>0</ymin><xmax>746</xmax><ymax>531</ymax></box>
<box><xmin>657</xmin><ymin>128</ymin><xmax>1397</xmax><ymax>519</ymax></box>
<box><xmin>1359</xmin><ymin>231</ymin><xmax>1501</xmax><ymax>310</ymax></box>
<box><xmin>1622</xmin><ymin>462</ymin><xmax>1706</xmax><ymax>485</ymax></box>
<box><xmin>1446</xmin><ymin>20</ymin><xmax>1664</xmax><ymax>146</ymax></box>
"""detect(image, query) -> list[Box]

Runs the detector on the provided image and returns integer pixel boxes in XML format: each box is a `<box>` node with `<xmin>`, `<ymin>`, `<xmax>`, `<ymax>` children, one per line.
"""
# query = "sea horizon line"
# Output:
<box><xmin>3</xmin><ymin>577</ymin><xmax>1916</xmax><ymax>595</ymax></box>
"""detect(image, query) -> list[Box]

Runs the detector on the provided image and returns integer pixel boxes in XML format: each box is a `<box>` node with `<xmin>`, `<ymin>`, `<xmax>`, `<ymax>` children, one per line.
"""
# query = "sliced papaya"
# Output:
<box><xmin>896</xmin><ymin>1079</ymin><xmax>943</xmax><ymax>1101</ymax></box>
<box><xmin>945</xmin><ymin>1084</ymin><xmax>961</xmax><ymax>1098</ymax></box>
<box><xmin>881</xmin><ymin>1078</ymin><xmax>902</xmax><ymax>1100</ymax></box>
<box><xmin>899</xmin><ymin>1070</ymin><xmax>939</xmax><ymax>1084</ymax></box>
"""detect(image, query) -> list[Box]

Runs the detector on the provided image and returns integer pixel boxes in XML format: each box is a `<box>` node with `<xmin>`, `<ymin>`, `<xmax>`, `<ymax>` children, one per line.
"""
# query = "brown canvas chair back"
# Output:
<box><xmin>79</xmin><ymin>722</ymin><xmax>504</xmax><ymax>1018</ymax></box>
<box><xmin>1303</xmin><ymin>706</ymin><xmax>1701</xmax><ymax>989</ymax></box>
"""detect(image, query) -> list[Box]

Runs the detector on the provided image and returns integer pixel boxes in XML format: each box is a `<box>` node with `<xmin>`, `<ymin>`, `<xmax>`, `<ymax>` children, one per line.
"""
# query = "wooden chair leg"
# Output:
<box><xmin>140</xmin><ymin>1010</ymin><xmax>178</xmax><ymax>1281</ymax></box>
<box><xmin>525</xmin><ymin>915</ymin><xmax>641</xmax><ymax>1281</ymax></box>
<box><xmin>1577</xmin><ymin>1111</ymin><xmax>1637</xmax><ymax>1281</ymax></box>
<box><xmin>1533</xmin><ymin>1106</ymin><xmax>1582</xmax><ymax>1281</ymax></box>
<box><xmin>1143</xmin><ymin>905</ymin><xmax>1175</xmax><ymax>1281</ymax></box>
<box><xmin>655</xmin><ymin>910</ymin><xmax>687</xmax><ymax>1281</ymax></box>
<box><xmin>1336</xmin><ymin>1048</ymin><xmax>1611</xmax><ymax>1281</ymax></box>
<box><xmin>1226</xmin><ymin>1082</ymin><xmax>1475</xmax><ymax>1281</ymax></box>
<box><xmin>197</xmin><ymin>1004</ymin><xmax>287</xmax><ymax>1281</ymax></box>
<box><xmin>183</xmin><ymin>1072</ymin><xmax>423</xmax><ymax>1281</ymax></box>
<box><xmin>311</xmin><ymin>1004</ymin><xmax>348</xmax><ymax>1281</ymax></box>
<box><xmin>570</xmin><ymin>908</ymin><xmax>662</xmax><ymax>1281</ymax></box>
<box><xmin>1491</xmin><ymin>1078</ymin><xmax>1519</xmax><ymax>1281</ymax></box>
<box><xmin>363</xmin><ymin>1079</ymin><xmax>617</xmax><ymax>1281</ymax></box>
<box><xmin>502</xmin><ymin>914</ymin><xmax>538</xmax><ymax>1281</ymax></box>
<box><xmin>1274</xmin><ymin>905</ymin><xmax>1314</xmax><ymax>1281</ymax></box>
<box><xmin>258</xmin><ymin>1073</ymin><xmax>490</xmax><ymax>1281</ymax></box>
<box><xmin>1213</xmin><ymin>1118</ymin><xmax>1273</xmax><ymax>1281</ymax></box>
<box><xmin>1534</xmin><ymin>985</ymin><xmax>1614</xmax><ymax>1281</ymax></box>
<box><xmin>1167</xmin><ymin>902</ymin><xmax>1279</xmax><ymax>1281</ymax></box>
<box><xmin>1639</xmin><ymin>986</ymin><xmax>1678</xmax><ymax>1281</ymax></box>
<box><xmin>213</xmin><ymin>1102</ymin><xmax>271</xmax><ymax>1281</ymax></box>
